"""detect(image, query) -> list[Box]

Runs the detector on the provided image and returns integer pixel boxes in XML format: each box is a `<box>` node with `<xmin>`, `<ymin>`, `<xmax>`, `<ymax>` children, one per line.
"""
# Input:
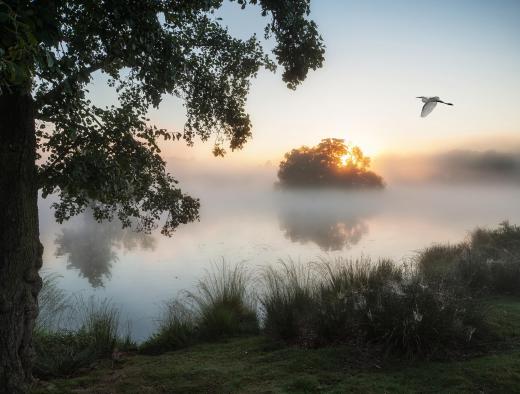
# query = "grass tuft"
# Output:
<box><xmin>186</xmin><ymin>261</ymin><xmax>259</xmax><ymax>340</ymax></box>
<box><xmin>74</xmin><ymin>296</ymin><xmax>122</xmax><ymax>357</ymax></box>
<box><xmin>36</xmin><ymin>272</ymin><xmax>72</xmax><ymax>331</ymax></box>
<box><xmin>417</xmin><ymin>222</ymin><xmax>520</xmax><ymax>295</ymax></box>
<box><xmin>140</xmin><ymin>299</ymin><xmax>197</xmax><ymax>354</ymax></box>
<box><xmin>260</xmin><ymin>259</ymin><xmax>317</xmax><ymax>344</ymax></box>
<box><xmin>143</xmin><ymin>261</ymin><xmax>259</xmax><ymax>354</ymax></box>
<box><xmin>34</xmin><ymin>276</ymin><xmax>135</xmax><ymax>377</ymax></box>
<box><xmin>260</xmin><ymin>257</ymin><xmax>483</xmax><ymax>356</ymax></box>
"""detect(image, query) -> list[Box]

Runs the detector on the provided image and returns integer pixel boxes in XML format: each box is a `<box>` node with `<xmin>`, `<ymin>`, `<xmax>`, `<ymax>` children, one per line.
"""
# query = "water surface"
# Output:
<box><xmin>39</xmin><ymin>181</ymin><xmax>520</xmax><ymax>340</ymax></box>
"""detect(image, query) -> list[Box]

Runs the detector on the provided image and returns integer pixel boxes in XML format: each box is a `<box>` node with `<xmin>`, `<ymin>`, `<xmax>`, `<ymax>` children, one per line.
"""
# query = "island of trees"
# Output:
<box><xmin>277</xmin><ymin>138</ymin><xmax>384</xmax><ymax>189</ymax></box>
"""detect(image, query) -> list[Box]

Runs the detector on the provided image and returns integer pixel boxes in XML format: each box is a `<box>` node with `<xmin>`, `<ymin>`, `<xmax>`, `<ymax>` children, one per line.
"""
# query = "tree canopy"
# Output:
<box><xmin>277</xmin><ymin>138</ymin><xmax>384</xmax><ymax>188</ymax></box>
<box><xmin>0</xmin><ymin>0</ymin><xmax>325</xmax><ymax>234</ymax></box>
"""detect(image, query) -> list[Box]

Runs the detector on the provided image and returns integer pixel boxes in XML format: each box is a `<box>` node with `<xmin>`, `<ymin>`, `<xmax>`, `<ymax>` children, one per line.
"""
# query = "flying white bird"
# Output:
<box><xmin>417</xmin><ymin>96</ymin><xmax>453</xmax><ymax>117</ymax></box>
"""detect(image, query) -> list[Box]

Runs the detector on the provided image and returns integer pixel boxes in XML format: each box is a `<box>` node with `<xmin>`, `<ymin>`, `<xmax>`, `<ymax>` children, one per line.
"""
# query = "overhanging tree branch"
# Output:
<box><xmin>35</xmin><ymin>58</ymin><xmax>116</xmax><ymax>112</ymax></box>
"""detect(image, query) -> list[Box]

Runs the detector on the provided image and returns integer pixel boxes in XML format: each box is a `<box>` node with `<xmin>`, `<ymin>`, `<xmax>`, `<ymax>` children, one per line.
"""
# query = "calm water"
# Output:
<box><xmin>39</xmin><ymin>179</ymin><xmax>520</xmax><ymax>340</ymax></box>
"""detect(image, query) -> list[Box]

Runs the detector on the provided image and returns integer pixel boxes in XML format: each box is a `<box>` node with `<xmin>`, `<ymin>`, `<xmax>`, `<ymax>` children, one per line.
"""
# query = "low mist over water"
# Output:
<box><xmin>39</xmin><ymin>165</ymin><xmax>520</xmax><ymax>340</ymax></box>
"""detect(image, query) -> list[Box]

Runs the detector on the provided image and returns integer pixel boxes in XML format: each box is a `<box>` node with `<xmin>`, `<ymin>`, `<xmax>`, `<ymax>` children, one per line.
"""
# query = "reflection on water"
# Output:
<box><xmin>40</xmin><ymin>184</ymin><xmax>520</xmax><ymax>340</ymax></box>
<box><xmin>55</xmin><ymin>210</ymin><xmax>155</xmax><ymax>287</ymax></box>
<box><xmin>276</xmin><ymin>191</ymin><xmax>377</xmax><ymax>251</ymax></box>
<box><xmin>280</xmin><ymin>216</ymin><xmax>368</xmax><ymax>251</ymax></box>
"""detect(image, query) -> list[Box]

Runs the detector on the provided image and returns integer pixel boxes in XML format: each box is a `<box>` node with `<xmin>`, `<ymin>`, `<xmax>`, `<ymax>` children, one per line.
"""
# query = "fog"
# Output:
<box><xmin>38</xmin><ymin>149</ymin><xmax>520</xmax><ymax>339</ymax></box>
<box><xmin>376</xmin><ymin>149</ymin><xmax>520</xmax><ymax>185</ymax></box>
<box><xmin>54</xmin><ymin>210</ymin><xmax>155</xmax><ymax>287</ymax></box>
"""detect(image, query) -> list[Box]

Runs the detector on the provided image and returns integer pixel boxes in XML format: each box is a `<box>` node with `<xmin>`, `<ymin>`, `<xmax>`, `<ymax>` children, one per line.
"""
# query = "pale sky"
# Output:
<box><xmin>90</xmin><ymin>0</ymin><xmax>520</xmax><ymax>168</ymax></box>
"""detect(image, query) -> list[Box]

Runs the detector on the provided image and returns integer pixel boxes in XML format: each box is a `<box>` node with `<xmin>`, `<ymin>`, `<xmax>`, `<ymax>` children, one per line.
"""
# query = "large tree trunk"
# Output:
<box><xmin>0</xmin><ymin>93</ymin><xmax>43</xmax><ymax>393</ymax></box>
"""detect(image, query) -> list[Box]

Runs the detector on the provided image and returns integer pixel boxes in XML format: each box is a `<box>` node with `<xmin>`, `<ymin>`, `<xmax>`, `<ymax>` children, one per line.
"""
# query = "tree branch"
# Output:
<box><xmin>35</xmin><ymin>58</ymin><xmax>113</xmax><ymax>111</ymax></box>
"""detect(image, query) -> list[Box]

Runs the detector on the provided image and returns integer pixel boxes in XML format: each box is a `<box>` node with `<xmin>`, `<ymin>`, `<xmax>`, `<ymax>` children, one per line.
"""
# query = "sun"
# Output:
<box><xmin>339</xmin><ymin>154</ymin><xmax>349</xmax><ymax>166</ymax></box>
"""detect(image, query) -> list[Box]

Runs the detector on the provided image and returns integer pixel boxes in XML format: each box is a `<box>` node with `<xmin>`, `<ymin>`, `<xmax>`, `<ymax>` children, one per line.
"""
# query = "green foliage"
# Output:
<box><xmin>143</xmin><ymin>262</ymin><xmax>258</xmax><ymax>354</ymax></box>
<box><xmin>278</xmin><ymin>138</ymin><xmax>385</xmax><ymax>188</ymax></box>
<box><xmin>32</xmin><ymin>329</ymin><xmax>97</xmax><ymax>379</ymax></box>
<box><xmin>416</xmin><ymin>243</ymin><xmax>475</xmax><ymax>291</ymax></box>
<box><xmin>33</xmin><ymin>317</ymin><xmax>136</xmax><ymax>379</ymax></box>
<box><xmin>33</xmin><ymin>295</ymin><xmax>132</xmax><ymax>378</ymax></box>
<box><xmin>260</xmin><ymin>260</ymin><xmax>317</xmax><ymax>343</ymax></box>
<box><xmin>0</xmin><ymin>1</ymin><xmax>58</xmax><ymax>92</ymax></box>
<box><xmin>260</xmin><ymin>258</ymin><xmax>482</xmax><ymax>356</ymax></box>
<box><xmin>417</xmin><ymin>222</ymin><xmax>520</xmax><ymax>295</ymax></box>
<box><xmin>314</xmin><ymin>258</ymin><xmax>403</xmax><ymax>344</ymax></box>
<box><xmin>140</xmin><ymin>300</ymin><xmax>197</xmax><ymax>355</ymax></box>
<box><xmin>187</xmin><ymin>262</ymin><xmax>259</xmax><ymax>340</ymax></box>
<box><xmin>36</xmin><ymin>272</ymin><xmax>71</xmax><ymax>331</ymax></box>
<box><xmin>34</xmin><ymin>277</ymin><xmax>136</xmax><ymax>377</ymax></box>
<box><xmin>1</xmin><ymin>0</ymin><xmax>324</xmax><ymax>234</ymax></box>
<box><xmin>416</xmin><ymin>243</ymin><xmax>468</xmax><ymax>280</ymax></box>
<box><xmin>482</xmin><ymin>297</ymin><xmax>520</xmax><ymax>340</ymax></box>
<box><xmin>32</xmin><ymin>332</ymin><xmax>520</xmax><ymax>394</ymax></box>
<box><xmin>236</xmin><ymin>0</ymin><xmax>325</xmax><ymax>89</ymax></box>
<box><xmin>356</xmin><ymin>274</ymin><xmax>480</xmax><ymax>355</ymax></box>
<box><xmin>75</xmin><ymin>296</ymin><xmax>122</xmax><ymax>358</ymax></box>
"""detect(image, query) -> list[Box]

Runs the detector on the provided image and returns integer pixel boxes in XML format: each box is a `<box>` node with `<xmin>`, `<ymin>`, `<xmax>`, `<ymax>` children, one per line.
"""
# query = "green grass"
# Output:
<box><xmin>34</xmin><ymin>288</ymin><xmax>136</xmax><ymax>378</ymax></box>
<box><xmin>417</xmin><ymin>222</ymin><xmax>520</xmax><ymax>295</ymax></box>
<box><xmin>33</xmin><ymin>223</ymin><xmax>520</xmax><ymax>390</ymax></box>
<box><xmin>260</xmin><ymin>258</ymin><xmax>482</xmax><ymax>355</ymax></box>
<box><xmin>482</xmin><ymin>296</ymin><xmax>520</xmax><ymax>340</ymax></box>
<box><xmin>37</xmin><ymin>272</ymin><xmax>71</xmax><ymax>331</ymax></box>
<box><xmin>32</xmin><ymin>337</ymin><xmax>520</xmax><ymax>393</ymax></box>
<box><xmin>260</xmin><ymin>260</ymin><xmax>317</xmax><ymax>343</ymax></box>
<box><xmin>140</xmin><ymin>262</ymin><xmax>259</xmax><ymax>354</ymax></box>
<box><xmin>140</xmin><ymin>299</ymin><xmax>197</xmax><ymax>354</ymax></box>
<box><xmin>188</xmin><ymin>261</ymin><xmax>259</xmax><ymax>340</ymax></box>
<box><xmin>32</xmin><ymin>297</ymin><xmax>520</xmax><ymax>393</ymax></box>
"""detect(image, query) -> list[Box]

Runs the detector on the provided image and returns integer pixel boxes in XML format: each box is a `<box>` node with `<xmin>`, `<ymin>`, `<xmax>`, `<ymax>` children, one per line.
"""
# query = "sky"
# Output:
<box><xmin>91</xmin><ymin>0</ymin><xmax>520</xmax><ymax>169</ymax></box>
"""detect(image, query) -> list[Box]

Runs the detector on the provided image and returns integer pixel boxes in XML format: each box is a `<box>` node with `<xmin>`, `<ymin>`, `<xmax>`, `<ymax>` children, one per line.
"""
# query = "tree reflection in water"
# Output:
<box><xmin>276</xmin><ymin>190</ymin><xmax>378</xmax><ymax>251</ymax></box>
<box><xmin>55</xmin><ymin>210</ymin><xmax>156</xmax><ymax>287</ymax></box>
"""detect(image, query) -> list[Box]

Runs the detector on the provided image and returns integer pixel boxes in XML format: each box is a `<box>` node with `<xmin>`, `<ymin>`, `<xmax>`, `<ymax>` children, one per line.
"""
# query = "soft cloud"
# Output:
<box><xmin>376</xmin><ymin>149</ymin><xmax>520</xmax><ymax>185</ymax></box>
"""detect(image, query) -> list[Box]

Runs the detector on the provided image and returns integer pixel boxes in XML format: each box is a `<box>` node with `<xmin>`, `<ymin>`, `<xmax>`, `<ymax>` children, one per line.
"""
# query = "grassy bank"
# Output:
<box><xmin>34</xmin><ymin>275</ymin><xmax>136</xmax><ymax>378</ymax></box>
<box><xmin>32</xmin><ymin>297</ymin><xmax>520</xmax><ymax>393</ymax></box>
<box><xmin>32</xmin><ymin>223</ymin><xmax>520</xmax><ymax>392</ymax></box>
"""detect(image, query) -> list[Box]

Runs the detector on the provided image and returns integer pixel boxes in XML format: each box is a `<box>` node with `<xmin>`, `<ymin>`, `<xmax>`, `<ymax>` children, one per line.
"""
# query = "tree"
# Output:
<box><xmin>277</xmin><ymin>138</ymin><xmax>384</xmax><ymax>188</ymax></box>
<box><xmin>0</xmin><ymin>1</ymin><xmax>324</xmax><ymax>391</ymax></box>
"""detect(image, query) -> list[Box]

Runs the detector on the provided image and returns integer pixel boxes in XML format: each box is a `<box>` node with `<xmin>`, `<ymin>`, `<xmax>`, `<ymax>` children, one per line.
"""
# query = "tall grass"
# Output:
<box><xmin>260</xmin><ymin>260</ymin><xmax>317</xmax><ymax>343</ymax></box>
<box><xmin>34</xmin><ymin>273</ymin><xmax>93</xmax><ymax>378</ymax></box>
<box><xmin>470</xmin><ymin>222</ymin><xmax>520</xmax><ymax>294</ymax></box>
<box><xmin>260</xmin><ymin>257</ymin><xmax>482</xmax><ymax>356</ymax></box>
<box><xmin>187</xmin><ymin>261</ymin><xmax>259</xmax><ymax>340</ymax></box>
<box><xmin>141</xmin><ymin>299</ymin><xmax>197</xmax><ymax>355</ymax></box>
<box><xmin>416</xmin><ymin>244</ymin><xmax>468</xmax><ymax>282</ymax></box>
<box><xmin>74</xmin><ymin>296</ymin><xmax>122</xmax><ymax>357</ymax></box>
<box><xmin>34</xmin><ymin>276</ymin><xmax>134</xmax><ymax>377</ymax></box>
<box><xmin>143</xmin><ymin>262</ymin><xmax>258</xmax><ymax>354</ymax></box>
<box><xmin>314</xmin><ymin>258</ymin><xmax>404</xmax><ymax>344</ymax></box>
<box><xmin>417</xmin><ymin>222</ymin><xmax>520</xmax><ymax>295</ymax></box>
<box><xmin>36</xmin><ymin>273</ymin><xmax>72</xmax><ymax>331</ymax></box>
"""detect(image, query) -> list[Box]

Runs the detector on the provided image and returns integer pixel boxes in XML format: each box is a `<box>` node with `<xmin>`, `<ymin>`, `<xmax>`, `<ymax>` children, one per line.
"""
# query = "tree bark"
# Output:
<box><xmin>0</xmin><ymin>93</ymin><xmax>43</xmax><ymax>394</ymax></box>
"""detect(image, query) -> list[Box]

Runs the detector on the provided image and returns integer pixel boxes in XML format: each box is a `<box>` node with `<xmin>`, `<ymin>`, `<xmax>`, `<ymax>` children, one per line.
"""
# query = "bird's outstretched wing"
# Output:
<box><xmin>421</xmin><ymin>101</ymin><xmax>437</xmax><ymax>117</ymax></box>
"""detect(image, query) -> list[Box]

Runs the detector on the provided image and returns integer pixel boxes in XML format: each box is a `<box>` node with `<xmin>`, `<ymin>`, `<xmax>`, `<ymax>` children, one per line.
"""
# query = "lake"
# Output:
<box><xmin>39</xmin><ymin>177</ymin><xmax>520</xmax><ymax>341</ymax></box>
